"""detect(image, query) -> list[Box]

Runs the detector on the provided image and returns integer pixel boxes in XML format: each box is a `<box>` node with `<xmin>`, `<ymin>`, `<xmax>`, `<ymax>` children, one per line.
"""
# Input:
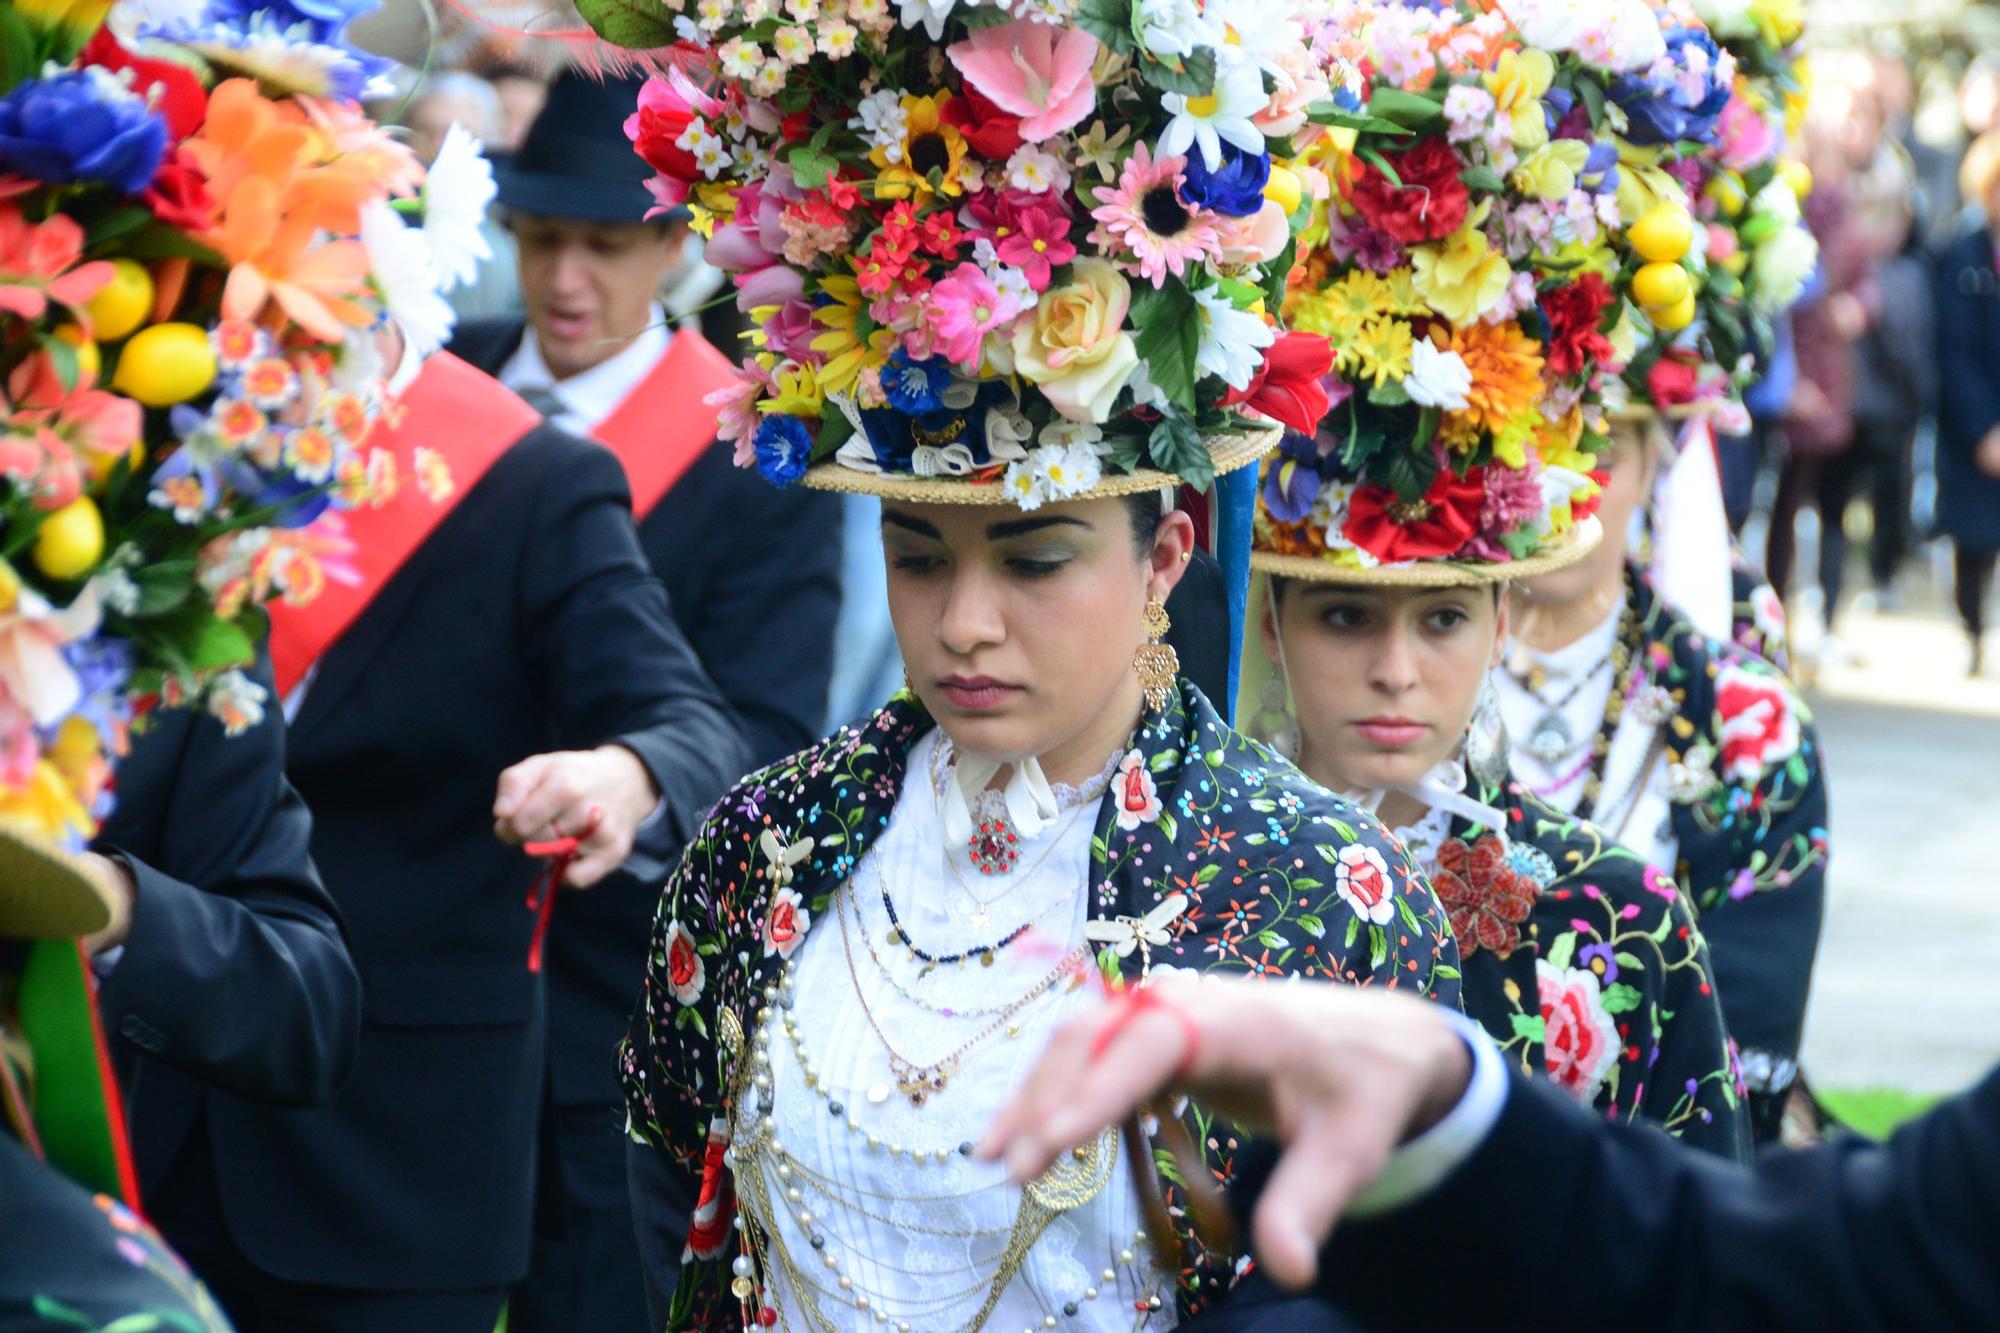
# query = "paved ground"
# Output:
<box><xmin>1795</xmin><ymin>579</ymin><xmax>2000</xmax><ymax>1096</ymax></box>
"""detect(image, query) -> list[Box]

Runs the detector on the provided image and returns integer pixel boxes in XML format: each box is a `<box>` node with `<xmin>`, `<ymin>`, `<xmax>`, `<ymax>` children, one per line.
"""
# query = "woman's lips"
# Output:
<box><xmin>937</xmin><ymin>678</ymin><xmax>1020</xmax><ymax>711</ymax></box>
<box><xmin>1352</xmin><ymin>718</ymin><xmax>1429</xmax><ymax>746</ymax></box>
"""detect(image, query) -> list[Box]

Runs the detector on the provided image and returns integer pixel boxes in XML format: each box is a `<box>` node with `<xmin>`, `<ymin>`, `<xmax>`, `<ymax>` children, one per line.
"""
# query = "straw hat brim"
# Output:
<box><xmin>799</xmin><ymin>426</ymin><xmax>1280</xmax><ymax>504</ymax></box>
<box><xmin>0</xmin><ymin>823</ymin><xmax>116</xmax><ymax>940</ymax></box>
<box><xmin>1251</xmin><ymin>516</ymin><xmax>1603</xmax><ymax>587</ymax></box>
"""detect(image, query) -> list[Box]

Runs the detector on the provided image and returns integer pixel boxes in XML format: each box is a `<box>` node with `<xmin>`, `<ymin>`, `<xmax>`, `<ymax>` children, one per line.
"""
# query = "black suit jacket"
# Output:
<box><xmin>94</xmin><ymin>653</ymin><xmax>360</xmax><ymax>1194</ymax></box>
<box><xmin>450</xmin><ymin>319</ymin><xmax>843</xmax><ymax>1106</ymax></box>
<box><xmin>156</xmin><ymin>423</ymin><xmax>748</xmax><ymax>1292</ymax></box>
<box><xmin>1300</xmin><ymin>1065</ymin><xmax>2000</xmax><ymax>1331</ymax></box>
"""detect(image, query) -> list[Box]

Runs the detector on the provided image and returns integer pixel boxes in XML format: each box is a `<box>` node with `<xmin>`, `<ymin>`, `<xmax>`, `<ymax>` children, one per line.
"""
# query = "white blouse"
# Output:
<box><xmin>1496</xmin><ymin>606</ymin><xmax>1678</xmax><ymax>876</ymax></box>
<box><xmin>738</xmin><ymin>730</ymin><xmax>1172</xmax><ymax>1332</ymax></box>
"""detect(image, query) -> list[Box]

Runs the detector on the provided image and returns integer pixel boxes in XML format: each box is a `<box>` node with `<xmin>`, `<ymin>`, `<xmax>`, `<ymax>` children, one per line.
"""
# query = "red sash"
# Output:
<box><xmin>268</xmin><ymin>353</ymin><xmax>540</xmax><ymax>696</ymax></box>
<box><xmin>591</xmin><ymin>331</ymin><xmax>739</xmax><ymax>521</ymax></box>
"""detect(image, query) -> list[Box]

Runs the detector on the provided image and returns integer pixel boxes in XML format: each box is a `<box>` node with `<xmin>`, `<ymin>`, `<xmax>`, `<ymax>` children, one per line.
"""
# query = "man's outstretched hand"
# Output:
<box><xmin>979</xmin><ymin>977</ymin><xmax>1472</xmax><ymax>1291</ymax></box>
<box><xmin>493</xmin><ymin>745</ymin><xmax>660</xmax><ymax>888</ymax></box>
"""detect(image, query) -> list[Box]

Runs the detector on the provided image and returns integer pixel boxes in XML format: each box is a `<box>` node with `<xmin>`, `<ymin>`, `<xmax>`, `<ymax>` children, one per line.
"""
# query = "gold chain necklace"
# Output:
<box><xmin>838</xmin><ymin>888</ymin><xmax>1079</xmax><ymax>1108</ymax></box>
<box><xmin>850</xmin><ymin>884</ymin><xmax>1088</xmax><ymax>1020</ymax></box>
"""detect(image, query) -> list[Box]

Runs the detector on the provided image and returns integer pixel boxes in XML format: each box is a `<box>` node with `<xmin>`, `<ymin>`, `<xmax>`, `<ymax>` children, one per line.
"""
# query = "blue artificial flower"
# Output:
<box><xmin>222</xmin><ymin>459</ymin><xmax>334</xmax><ymax>528</ymax></box>
<box><xmin>0</xmin><ymin>70</ymin><xmax>166</xmax><ymax>195</ymax></box>
<box><xmin>207</xmin><ymin>0</ymin><xmax>379</xmax><ymax>44</ymax></box>
<box><xmin>880</xmin><ymin>352</ymin><xmax>951</xmax><ymax>416</ymax></box>
<box><xmin>753</xmin><ymin>415</ymin><xmax>814</xmax><ymax>487</ymax></box>
<box><xmin>1611</xmin><ymin>28</ymin><xmax>1732</xmax><ymax>147</ymax></box>
<box><xmin>1180</xmin><ymin>142</ymin><xmax>1271</xmax><ymax>219</ymax></box>
<box><xmin>1261</xmin><ymin>431</ymin><xmax>1323</xmax><ymax>524</ymax></box>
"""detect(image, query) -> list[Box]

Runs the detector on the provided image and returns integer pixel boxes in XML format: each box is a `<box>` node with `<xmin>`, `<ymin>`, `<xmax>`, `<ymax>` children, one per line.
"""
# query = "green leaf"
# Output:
<box><xmin>1381</xmin><ymin>438</ymin><xmax>1437</xmax><ymax>502</ymax></box>
<box><xmin>1544</xmin><ymin>932</ymin><xmax>1576</xmax><ymax>972</ymax></box>
<box><xmin>1194</xmin><ymin>862</ymin><xmax>1221</xmax><ymax>884</ymax></box>
<box><xmin>1601</xmin><ymin>982</ymin><xmax>1643</xmax><ymax>1014</ymax></box>
<box><xmin>1256</xmin><ymin>928</ymin><xmax>1288</xmax><ymax>949</ymax></box>
<box><xmin>128</xmin><ymin>560</ymin><xmax>198</xmax><ymax>616</ymax></box>
<box><xmin>1214</xmin><ymin>275</ymin><xmax>1264</xmax><ymax>310</ymax></box>
<box><xmin>1366</xmin><ymin>377</ymin><xmax>1411</xmax><ymax>408</ymax></box>
<box><xmin>1575</xmin><ymin>74</ymin><xmax>1606</xmax><ymax>128</ymax></box>
<box><xmin>1297</xmin><ymin>912</ymin><xmax>1325</xmax><ymax>939</ymax></box>
<box><xmin>1140</xmin><ymin>45</ymin><xmax>1216</xmax><ymax>97</ymax></box>
<box><xmin>1150</xmin><ymin>747</ymin><xmax>1181</xmax><ymax>771</ymax></box>
<box><xmin>1344</xmin><ymin>913</ymin><xmax>1361</xmax><ymax>949</ymax></box>
<box><xmin>1411</xmin><ymin>404</ymin><xmax>1440</xmax><ymax>452</ymax></box>
<box><xmin>574</xmin><ymin>0</ymin><xmax>680</xmax><ymax>47</ymax></box>
<box><xmin>191</xmin><ymin>617</ymin><xmax>257</xmax><ymax>671</ymax></box>
<box><xmin>1073</xmin><ymin>0</ymin><xmax>1135</xmax><ymax>52</ymax></box>
<box><xmin>1510</xmin><ymin>1013</ymin><xmax>1547</xmax><ymax>1043</ymax></box>
<box><xmin>1367</xmin><ymin>924</ymin><xmax>1388</xmax><ymax>969</ymax></box>
<box><xmin>0</xmin><ymin>7</ymin><xmax>36</xmax><ymax>95</ymax></box>
<box><xmin>1304</xmin><ymin>103</ymin><xmax>1416</xmax><ymax>137</ymax></box>
<box><xmin>1132</xmin><ymin>280</ymin><xmax>1201</xmax><ymax>414</ymax></box>
<box><xmin>37</xmin><ymin>332</ymin><xmax>79</xmax><ymax>394</ymax></box>
<box><xmin>1363</xmin><ymin>87</ymin><xmax>1445</xmax><ymax>130</ymax></box>
<box><xmin>813</xmin><ymin>407</ymin><xmax>854</xmax><ymax>459</ymax></box>
<box><xmin>788</xmin><ymin>143</ymin><xmax>838</xmax><ymax>191</ymax></box>
<box><xmin>1395</xmin><ymin>894</ymin><xmax>1421</xmax><ymax>934</ymax></box>
<box><xmin>1459</xmin><ymin>164</ymin><xmax>1505</xmax><ymax>194</ymax></box>
<box><xmin>1148</xmin><ymin>410</ymin><xmax>1213</xmax><ymax>490</ymax></box>
<box><xmin>1433</xmin><ymin>964</ymin><xmax>1461</xmax><ymax>980</ymax></box>
<box><xmin>1291</xmin><ymin>877</ymin><xmax>1321</xmax><ymax>891</ymax></box>
<box><xmin>1356</xmin><ymin>146</ymin><xmax>1403</xmax><ymax>189</ymax></box>
<box><xmin>1613</xmin><ymin>951</ymin><xmax>1644</xmax><ymax>970</ymax></box>
<box><xmin>1259</xmin><ymin>235</ymin><xmax>1297</xmax><ymax>312</ymax></box>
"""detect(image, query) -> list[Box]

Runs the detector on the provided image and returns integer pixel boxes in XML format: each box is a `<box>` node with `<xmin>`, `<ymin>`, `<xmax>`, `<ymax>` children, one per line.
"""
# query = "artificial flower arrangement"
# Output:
<box><xmin>1622</xmin><ymin>0</ymin><xmax>1815</xmax><ymax>420</ymax></box>
<box><xmin>0</xmin><ymin>0</ymin><xmax>487</xmax><ymax>850</ymax></box>
<box><xmin>1256</xmin><ymin>0</ymin><xmax>1742</xmax><ymax>570</ymax></box>
<box><xmin>582</xmin><ymin>0</ymin><xmax>1348</xmax><ymax>507</ymax></box>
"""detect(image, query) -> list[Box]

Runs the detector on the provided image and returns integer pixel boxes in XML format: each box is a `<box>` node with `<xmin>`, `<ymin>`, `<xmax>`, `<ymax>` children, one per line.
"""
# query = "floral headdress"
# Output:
<box><xmin>1617</xmin><ymin>0</ymin><xmax>1815</xmax><ymax>424</ymax></box>
<box><xmin>1246</xmin><ymin>0</ymin><xmax>1737</xmax><ymax>583</ymax></box>
<box><xmin>0</xmin><ymin>0</ymin><xmax>486</xmax><ymax>860</ymax></box>
<box><xmin>581</xmin><ymin>0</ymin><xmax>1347</xmax><ymax>507</ymax></box>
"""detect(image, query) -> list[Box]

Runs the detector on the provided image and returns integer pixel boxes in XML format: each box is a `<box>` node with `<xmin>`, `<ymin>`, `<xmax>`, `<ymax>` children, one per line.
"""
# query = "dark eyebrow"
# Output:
<box><xmin>984</xmin><ymin>515</ymin><xmax>1092</xmax><ymax>541</ymax></box>
<box><xmin>881</xmin><ymin>511</ymin><xmax>942</xmax><ymax>539</ymax></box>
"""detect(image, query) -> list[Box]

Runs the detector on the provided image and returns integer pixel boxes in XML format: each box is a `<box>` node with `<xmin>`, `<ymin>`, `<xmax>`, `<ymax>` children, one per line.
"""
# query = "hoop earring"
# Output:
<box><xmin>1135</xmin><ymin>598</ymin><xmax>1179</xmax><ymax>712</ymax></box>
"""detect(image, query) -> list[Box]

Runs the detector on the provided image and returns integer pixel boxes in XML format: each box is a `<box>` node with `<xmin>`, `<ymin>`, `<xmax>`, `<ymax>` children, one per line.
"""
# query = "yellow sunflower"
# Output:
<box><xmin>809</xmin><ymin>276</ymin><xmax>894</xmax><ymax>395</ymax></box>
<box><xmin>870</xmin><ymin>93</ymin><xmax>969</xmax><ymax>201</ymax></box>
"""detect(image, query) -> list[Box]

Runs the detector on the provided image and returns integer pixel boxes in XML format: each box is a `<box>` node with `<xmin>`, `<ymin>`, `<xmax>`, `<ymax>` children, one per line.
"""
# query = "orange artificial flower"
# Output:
<box><xmin>1438</xmin><ymin>321</ymin><xmax>1545</xmax><ymax>439</ymax></box>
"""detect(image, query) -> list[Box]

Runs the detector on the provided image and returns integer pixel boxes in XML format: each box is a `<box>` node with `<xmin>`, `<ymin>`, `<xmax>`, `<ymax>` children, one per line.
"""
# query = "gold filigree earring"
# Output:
<box><xmin>1135</xmin><ymin>598</ymin><xmax>1178</xmax><ymax>712</ymax></box>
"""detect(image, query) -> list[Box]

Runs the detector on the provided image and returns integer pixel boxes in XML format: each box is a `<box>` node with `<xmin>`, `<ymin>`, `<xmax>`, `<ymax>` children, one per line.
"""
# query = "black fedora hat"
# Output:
<box><xmin>495</xmin><ymin>70</ymin><xmax>681</xmax><ymax>224</ymax></box>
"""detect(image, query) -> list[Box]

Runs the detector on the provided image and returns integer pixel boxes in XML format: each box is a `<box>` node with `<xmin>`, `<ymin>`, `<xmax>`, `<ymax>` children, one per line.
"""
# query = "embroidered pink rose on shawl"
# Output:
<box><xmin>761</xmin><ymin>885</ymin><xmax>810</xmax><ymax>959</ymax></box>
<box><xmin>1114</xmin><ymin>749</ymin><xmax>1162</xmax><ymax>830</ymax></box>
<box><xmin>1333</xmin><ymin>843</ymin><xmax>1396</xmax><ymax>925</ymax></box>
<box><xmin>663</xmin><ymin>919</ymin><xmax>706</xmax><ymax>1006</ymax></box>
<box><xmin>1538</xmin><ymin>960</ymin><xmax>1620</xmax><ymax>1102</ymax></box>
<box><xmin>1713</xmin><ymin>662</ymin><xmax>1800</xmax><ymax>784</ymax></box>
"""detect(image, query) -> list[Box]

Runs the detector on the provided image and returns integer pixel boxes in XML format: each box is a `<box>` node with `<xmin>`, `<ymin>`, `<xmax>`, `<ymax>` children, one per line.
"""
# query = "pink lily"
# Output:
<box><xmin>946</xmin><ymin>19</ymin><xmax>1099</xmax><ymax>144</ymax></box>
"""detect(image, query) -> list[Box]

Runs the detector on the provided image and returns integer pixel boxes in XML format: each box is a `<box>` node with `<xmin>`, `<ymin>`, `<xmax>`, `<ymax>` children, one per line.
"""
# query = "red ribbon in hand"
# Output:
<box><xmin>523</xmin><ymin>806</ymin><xmax>603</xmax><ymax>973</ymax></box>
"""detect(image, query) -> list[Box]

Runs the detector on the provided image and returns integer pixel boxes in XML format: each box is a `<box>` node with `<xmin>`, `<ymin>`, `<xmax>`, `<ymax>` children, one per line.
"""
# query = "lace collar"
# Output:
<box><xmin>930</xmin><ymin>735</ymin><xmax>1123</xmax><ymax>849</ymax></box>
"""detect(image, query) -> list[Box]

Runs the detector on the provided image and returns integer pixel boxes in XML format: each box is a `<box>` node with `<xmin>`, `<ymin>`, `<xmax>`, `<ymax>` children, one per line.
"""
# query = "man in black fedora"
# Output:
<box><xmin>449</xmin><ymin>70</ymin><xmax>842</xmax><ymax>1333</ymax></box>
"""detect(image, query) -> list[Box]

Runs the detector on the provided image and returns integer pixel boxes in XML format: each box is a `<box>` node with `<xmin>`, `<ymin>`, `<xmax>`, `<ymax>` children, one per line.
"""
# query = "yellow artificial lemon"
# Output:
<box><xmin>1651</xmin><ymin>290</ymin><xmax>1698</xmax><ymax>333</ymax></box>
<box><xmin>112</xmin><ymin>322</ymin><xmax>216</xmax><ymax>407</ymax></box>
<box><xmin>1632</xmin><ymin>261</ymin><xmax>1692</xmax><ymax>312</ymax></box>
<box><xmin>1264</xmin><ymin>163</ymin><xmax>1304</xmax><ymax>216</ymax></box>
<box><xmin>83</xmin><ymin>259</ymin><xmax>154</xmax><ymax>343</ymax></box>
<box><xmin>1777</xmin><ymin>158</ymin><xmax>1813</xmax><ymax>200</ymax></box>
<box><xmin>1705</xmin><ymin>171</ymin><xmax>1748</xmax><ymax>218</ymax></box>
<box><xmin>32</xmin><ymin>496</ymin><xmax>104</xmax><ymax>581</ymax></box>
<box><xmin>1629</xmin><ymin>206</ymin><xmax>1694</xmax><ymax>263</ymax></box>
<box><xmin>52</xmin><ymin>324</ymin><xmax>100</xmax><ymax>386</ymax></box>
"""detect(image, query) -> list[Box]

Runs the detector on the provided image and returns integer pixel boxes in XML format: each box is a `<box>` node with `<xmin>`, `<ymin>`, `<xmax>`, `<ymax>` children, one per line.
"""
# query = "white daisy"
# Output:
<box><xmin>420</xmin><ymin>123</ymin><xmax>496</xmax><ymax>293</ymax></box>
<box><xmin>1134</xmin><ymin>0</ymin><xmax>1206</xmax><ymax>59</ymax></box>
<box><xmin>1157</xmin><ymin>62</ymin><xmax>1269</xmax><ymax>170</ymax></box>
<box><xmin>360</xmin><ymin>201</ymin><xmax>455</xmax><ymax>358</ymax></box>
<box><xmin>1003</xmin><ymin>457</ymin><xmax>1051</xmax><ymax>510</ymax></box>
<box><xmin>1191</xmin><ymin>287</ymin><xmax>1275</xmax><ymax>392</ymax></box>
<box><xmin>771</xmin><ymin>24</ymin><xmax>815</xmax><ymax>64</ymax></box>
<box><xmin>850</xmin><ymin>89</ymin><xmax>908</xmax><ymax>156</ymax></box>
<box><xmin>716</xmin><ymin>37</ymin><xmax>764</xmax><ymax>78</ymax></box>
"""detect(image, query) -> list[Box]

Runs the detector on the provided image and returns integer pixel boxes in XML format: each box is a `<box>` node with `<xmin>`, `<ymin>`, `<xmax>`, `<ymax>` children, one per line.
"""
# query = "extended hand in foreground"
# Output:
<box><xmin>979</xmin><ymin>977</ymin><xmax>1472</xmax><ymax>1291</ymax></box>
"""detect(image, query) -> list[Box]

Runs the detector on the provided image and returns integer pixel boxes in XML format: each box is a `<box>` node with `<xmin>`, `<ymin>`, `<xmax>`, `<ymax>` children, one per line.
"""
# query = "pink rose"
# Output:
<box><xmin>1713</xmin><ymin>662</ymin><xmax>1801</xmax><ymax>784</ymax></box>
<box><xmin>663</xmin><ymin>920</ymin><xmax>706</xmax><ymax>1006</ymax></box>
<box><xmin>1538</xmin><ymin>961</ymin><xmax>1620</xmax><ymax>1102</ymax></box>
<box><xmin>761</xmin><ymin>887</ymin><xmax>811</xmax><ymax>959</ymax></box>
<box><xmin>1114</xmin><ymin>750</ymin><xmax>1162</xmax><ymax>831</ymax></box>
<box><xmin>1334</xmin><ymin>844</ymin><xmax>1396</xmax><ymax>926</ymax></box>
<box><xmin>1715</xmin><ymin>92</ymin><xmax>1779</xmax><ymax>173</ymax></box>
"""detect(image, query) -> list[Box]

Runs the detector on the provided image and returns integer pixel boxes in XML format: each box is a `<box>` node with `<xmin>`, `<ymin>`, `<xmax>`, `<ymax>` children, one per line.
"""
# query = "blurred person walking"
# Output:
<box><xmin>1934</xmin><ymin>132</ymin><xmax>2000</xmax><ymax>675</ymax></box>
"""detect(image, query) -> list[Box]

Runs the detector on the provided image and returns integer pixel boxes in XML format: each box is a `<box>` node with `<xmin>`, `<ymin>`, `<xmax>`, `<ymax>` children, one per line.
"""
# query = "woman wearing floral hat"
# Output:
<box><xmin>1240</xmin><ymin>0</ymin><xmax>1747</xmax><ymax>1158</ymax></box>
<box><xmin>591</xmin><ymin>0</ymin><xmax>1459</xmax><ymax>1325</ymax></box>
<box><xmin>1493</xmin><ymin>12</ymin><xmax>1831</xmax><ymax>1146</ymax></box>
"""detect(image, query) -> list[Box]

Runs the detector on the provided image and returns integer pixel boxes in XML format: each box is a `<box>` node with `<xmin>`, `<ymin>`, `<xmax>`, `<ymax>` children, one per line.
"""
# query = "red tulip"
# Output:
<box><xmin>1221</xmin><ymin>331</ymin><xmax>1335</xmax><ymax>436</ymax></box>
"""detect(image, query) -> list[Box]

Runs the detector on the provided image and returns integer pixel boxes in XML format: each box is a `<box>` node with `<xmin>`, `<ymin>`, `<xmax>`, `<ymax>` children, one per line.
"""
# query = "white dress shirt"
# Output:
<box><xmin>1496</xmin><ymin>607</ymin><xmax>1677</xmax><ymax>875</ymax></box>
<box><xmin>497</xmin><ymin>314</ymin><xmax>672</xmax><ymax>440</ymax></box>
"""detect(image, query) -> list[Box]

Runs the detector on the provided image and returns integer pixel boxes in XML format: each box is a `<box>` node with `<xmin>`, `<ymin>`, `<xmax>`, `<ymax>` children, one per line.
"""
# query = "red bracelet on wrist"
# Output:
<box><xmin>1089</xmin><ymin>982</ymin><xmax>1200</xmax><ymax>1081</ymax></box>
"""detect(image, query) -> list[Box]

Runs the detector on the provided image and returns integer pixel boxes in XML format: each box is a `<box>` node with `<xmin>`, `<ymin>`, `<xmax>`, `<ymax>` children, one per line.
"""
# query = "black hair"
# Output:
<box><xmin>1122</xmin><ymin>491</ymin><xmax>1165</xmax><ymax>557</ymax></box>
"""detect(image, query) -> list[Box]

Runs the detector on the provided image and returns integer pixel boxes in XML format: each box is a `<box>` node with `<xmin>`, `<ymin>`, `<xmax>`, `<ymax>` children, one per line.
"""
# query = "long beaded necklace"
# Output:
<box><xmin>840</xmin><ymin>887</ymin><xmax>1081</xmax><ymax>1107</ymax></box>
<box><xmin>851</xmin><ymin>883</ymin><xmax>1089</xmax><ymax>1021</ymax></box>
<box><xmin>1574</xmin><ymin>592</ymin><xmax>1645</xmax><ymax>812</ymax></box>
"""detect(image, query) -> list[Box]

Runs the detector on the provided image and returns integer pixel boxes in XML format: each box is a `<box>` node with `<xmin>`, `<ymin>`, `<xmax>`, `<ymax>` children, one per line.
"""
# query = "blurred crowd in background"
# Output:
<box><xmin>348</xmin><ymin>10</ymin><xmax>2000</xmax><ymax>692</ymax></box>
